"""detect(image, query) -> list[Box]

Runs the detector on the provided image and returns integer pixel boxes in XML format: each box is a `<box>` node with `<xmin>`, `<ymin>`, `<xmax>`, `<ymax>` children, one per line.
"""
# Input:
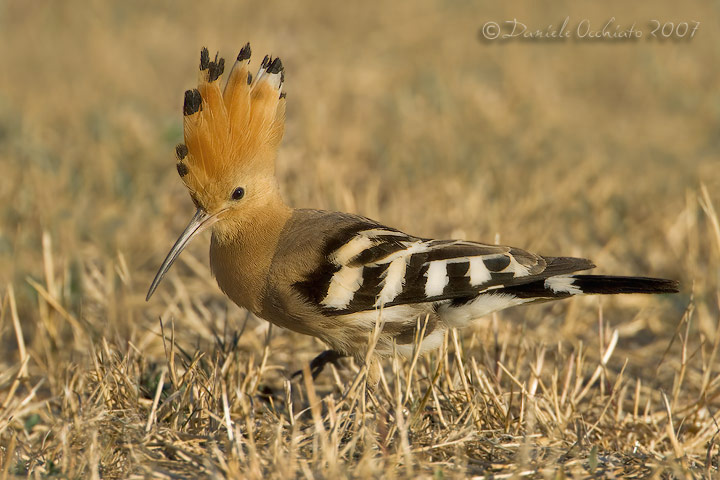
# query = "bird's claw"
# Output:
<box><xmin>291</xmin><ymin>350</ymin><xmax>345</xmax><ymax>380</ymax></box>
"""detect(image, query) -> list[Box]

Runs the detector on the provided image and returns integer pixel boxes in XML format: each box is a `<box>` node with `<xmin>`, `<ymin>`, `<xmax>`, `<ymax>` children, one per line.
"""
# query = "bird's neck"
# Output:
<box><xmin>209</xmin><ymin>195</ymin><xmax>293</xmax><ymax>314</ymax></box>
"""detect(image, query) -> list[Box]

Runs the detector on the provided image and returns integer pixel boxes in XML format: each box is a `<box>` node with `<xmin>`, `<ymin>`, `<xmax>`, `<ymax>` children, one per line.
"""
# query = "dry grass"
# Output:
<box><xmin>1</xmin><ymin>0</ymin><xmax>719</xmax><ymax>477</ymax></box>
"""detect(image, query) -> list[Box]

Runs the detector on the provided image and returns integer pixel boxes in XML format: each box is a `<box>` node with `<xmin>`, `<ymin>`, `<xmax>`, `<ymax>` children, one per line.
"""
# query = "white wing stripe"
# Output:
<box><xmin>375</xmin><ymin>256</ymin><xmax>407</xmax><ymax>306</ymax></box>
<box><xmin>502</xmin><ymin>256</ymin><xmax>531</xmax><ymax>278</ymax></box>
<box><xmin>469</xmin><ymin>257</ymin><xmax>492</xmax><ymax>285</ymax></box>
<box><xmin>425</xmin><ymin>260</ymin><xmax>449</xmax><ymax>297</ymax></box>
<box><xmin>321</xmin><ymin>266</ymin><xmax>364</xmax><ymax>309</ymax></box>
<box><xmin>332</xmin><ymin>235</ymin><xmax>375</xmax><ymax>265</ymax></box>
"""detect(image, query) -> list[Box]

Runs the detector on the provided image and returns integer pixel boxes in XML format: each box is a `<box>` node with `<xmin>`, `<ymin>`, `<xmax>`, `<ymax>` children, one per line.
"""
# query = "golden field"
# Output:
<box><xmin>0</xmin><ymin>0</ymin><xmax>719</xmax><ymax>477</ymax></box>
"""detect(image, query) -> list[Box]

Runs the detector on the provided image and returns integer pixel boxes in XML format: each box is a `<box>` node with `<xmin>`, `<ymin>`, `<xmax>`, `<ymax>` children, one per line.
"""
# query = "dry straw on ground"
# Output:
<box><xmin>1</xmin><ymin>1</ymin><xmax>719</xmax><ymax>478</ymax></box>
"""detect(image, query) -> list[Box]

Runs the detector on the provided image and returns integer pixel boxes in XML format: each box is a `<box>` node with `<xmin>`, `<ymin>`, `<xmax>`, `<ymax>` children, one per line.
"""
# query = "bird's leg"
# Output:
<box><xmin>291</xmin><ymin>350</ymin><xmax>346</xmax><ymax>380</ymax></box>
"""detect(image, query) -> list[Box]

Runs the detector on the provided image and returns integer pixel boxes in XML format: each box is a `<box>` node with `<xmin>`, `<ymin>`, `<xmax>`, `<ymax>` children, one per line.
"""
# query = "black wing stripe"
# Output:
<box><xmin>483</xmin><ymin>254</ymin><xmax>512</xmax><ymax>272</ymax></box>
<box><xmin>348</xmin><ymin>239</ymin><xmax>410</xmax><ymax>267</ymax></box>
<box><xmin>444</xmin><ymin>261</ymin><xmax>472</xmax><ymax>295</ymax></box>
<box><xmin>295</xmin><ymin>263</ymin><xmax>341</xmax><ymax>306</ymax></box>
<box><xmin>349</xmin><ymin>264</ymin><xmax>391</xmax><ymax>307</ymax></box>
<box><xmin>423</xmin><ymin>244</ymin><xmax>506</xmax><ymax>263</ymax></box>
<box><xmin>394</xmin><ymin>253</ymin><xmax>431</xmax><ymax>304</ymax></box>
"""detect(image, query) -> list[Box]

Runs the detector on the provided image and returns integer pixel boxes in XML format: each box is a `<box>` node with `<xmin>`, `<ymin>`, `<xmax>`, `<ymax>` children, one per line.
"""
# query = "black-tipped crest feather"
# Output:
<box><xmin>268</xmin><ymin>57</ymin><xmax>283</xmax><ymax>74</ymax></box>
<box><xmin>199</xmin><ymin>47</ymin><xmax>210</xmax><ymax>70</ymax></box>
<box><xmin>237</xmin><ymin>43</ymin><xmax>251</xmax><ymax>61</ymax></box>
<box><xmin>183</xmin><ymin>89</ymin><xmax>202</xmax><ymax>116</ymax></box>
<box><xmin>208</xmin><ymin>56</ymin><xmax>225</xmax><ymax>82</ymax></box>
<box><xmin>175</xmin><ymin>144</ymin><xmax>188</xmax><ymax>160</ymax></box>
<box><xmin>176</xmin><ymin>162</ymin><xmax>189</xmax><ymax>177</ymax></box>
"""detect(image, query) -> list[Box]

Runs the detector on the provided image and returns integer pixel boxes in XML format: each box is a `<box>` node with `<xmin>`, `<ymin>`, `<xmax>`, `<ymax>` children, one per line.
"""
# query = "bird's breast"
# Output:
<box><xmin>209</xmin><ymin>234</ymin><xmax>268</xmax><ymax>315</ymax></box>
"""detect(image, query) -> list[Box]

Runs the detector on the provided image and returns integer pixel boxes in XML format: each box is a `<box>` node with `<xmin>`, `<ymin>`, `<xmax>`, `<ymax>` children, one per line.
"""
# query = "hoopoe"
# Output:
<box><xmin>147</xmin><ymin>45</ymin><xmax>679</xmax><ymax>383</ymax></box>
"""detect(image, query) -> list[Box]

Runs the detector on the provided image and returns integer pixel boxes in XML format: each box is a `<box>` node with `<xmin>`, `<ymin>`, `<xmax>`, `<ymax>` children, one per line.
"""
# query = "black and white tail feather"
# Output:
<box><xmin>294</xmin><ymin>216</ymin><xmax>678</xmax><ymax>345</ymax></box>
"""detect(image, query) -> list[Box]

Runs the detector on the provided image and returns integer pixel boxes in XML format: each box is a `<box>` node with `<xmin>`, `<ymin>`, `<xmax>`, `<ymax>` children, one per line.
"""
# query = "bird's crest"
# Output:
<box><xmin>176</xmin><ymin>44</ymin><xmax>286</xmax><ymax>199</ymax></box>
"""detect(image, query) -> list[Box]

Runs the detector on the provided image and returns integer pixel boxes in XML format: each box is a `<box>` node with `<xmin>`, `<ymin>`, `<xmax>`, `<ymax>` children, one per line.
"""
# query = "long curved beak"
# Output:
<box><xmin>146</xmin><ymin>208</ymin><xmax>218</xmax><ymax>301</ymax></box>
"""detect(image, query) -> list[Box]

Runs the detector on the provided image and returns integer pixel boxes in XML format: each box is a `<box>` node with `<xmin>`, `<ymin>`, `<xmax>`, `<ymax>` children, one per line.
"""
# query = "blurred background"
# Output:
<box><xmin>1</xmin><ymin>0</ymin><xmax>719</xmax><ymax>475</ymax></box>
<box><xmin>0</xmin><ymin>0</ymin><xmax>718</xmax><ymax>411</ymax></box>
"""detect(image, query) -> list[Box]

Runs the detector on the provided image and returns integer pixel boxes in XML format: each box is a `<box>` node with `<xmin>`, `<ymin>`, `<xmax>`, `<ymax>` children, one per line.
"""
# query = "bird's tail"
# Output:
<box><xmin>566</xmin><ymin>275</ymin><xmax>679</xmax><ymax>295</ymax></box>
<box><xmin>498</xmin><ymin>274</ymin><xmax>679</xmax><ymax>299</ymax></box>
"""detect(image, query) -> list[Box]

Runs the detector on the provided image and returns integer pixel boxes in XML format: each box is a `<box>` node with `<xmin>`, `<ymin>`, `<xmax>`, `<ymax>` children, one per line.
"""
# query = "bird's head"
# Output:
<box><xmin>147</xmin><ymin>44</ymin><xmax>286</xmax><ymax>300</ymax></box>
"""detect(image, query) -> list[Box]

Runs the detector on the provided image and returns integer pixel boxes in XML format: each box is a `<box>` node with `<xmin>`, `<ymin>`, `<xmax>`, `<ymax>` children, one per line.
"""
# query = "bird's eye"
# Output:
<box><xmin>231</xmin><ymin>187</ymin><xmax>245</xmax><ymax>200</ymax></box>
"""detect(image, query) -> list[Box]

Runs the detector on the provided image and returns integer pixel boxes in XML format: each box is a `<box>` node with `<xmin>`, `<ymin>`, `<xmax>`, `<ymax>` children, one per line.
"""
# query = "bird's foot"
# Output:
<box><xmin>291</xmin><ymin>350</ymin><xmax>345</xmax><ymax>380</ymax></box>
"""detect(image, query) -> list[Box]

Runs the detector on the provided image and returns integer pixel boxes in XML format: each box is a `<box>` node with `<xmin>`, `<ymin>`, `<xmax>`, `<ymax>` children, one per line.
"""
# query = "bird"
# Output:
<box><xmin>146</xmin><ymin>44</ymin><xmax>679</xmax><ymax>384</ymax></box>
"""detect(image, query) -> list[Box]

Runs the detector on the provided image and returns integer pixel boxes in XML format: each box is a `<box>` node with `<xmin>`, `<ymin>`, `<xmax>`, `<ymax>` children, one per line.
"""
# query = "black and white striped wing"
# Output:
<box><xmin>294</xmin><ymin>222</ymin><xmax>595</xmax><ymax>315</ymax></box>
